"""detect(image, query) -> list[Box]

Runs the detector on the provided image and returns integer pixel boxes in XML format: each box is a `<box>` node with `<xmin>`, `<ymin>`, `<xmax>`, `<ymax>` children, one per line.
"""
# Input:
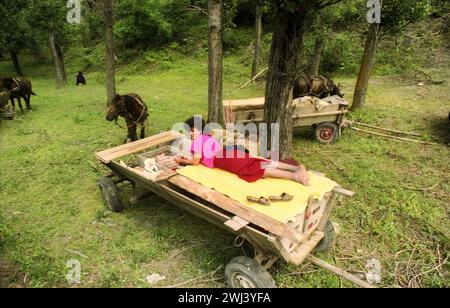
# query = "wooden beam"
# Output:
<box><xmin>225</xmin><ymin>216</ymin><xmax>250</xmax><ymax>232</ymax></box>
<box><xmin>306</xmin><ymin>255</ymin><xmax>375</xmax><ymax>289</ymax></box>
<box><xmin>333</xmin><ymin>187</ymin><xmax>355</xmax><ymax>197</ymax></box>
<box><xmin>294</xmin><ymin>110</ymin><xmax>349</xmax><ymax>119</ymax></box>
<box><xmin>169</xmin><ymin>175</ymin><xmax>305</xmax><ymax>243</ymax></box>
<box><xmin>95</xmin><ymin>131</ymin><xmax>181</xmax><ymax>163</ymax></box>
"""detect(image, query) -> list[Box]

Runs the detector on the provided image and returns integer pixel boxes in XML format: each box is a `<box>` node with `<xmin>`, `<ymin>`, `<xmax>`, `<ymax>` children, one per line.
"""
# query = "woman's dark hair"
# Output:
<box><xmin>185</xmin><ymin>116</ymin><xmax>206</xmax><ymax>132</ymax></box>
<box><xmin>78</xmin><ymin>71</ymin><xmax>83</xmax><ymax>75</ymax></box>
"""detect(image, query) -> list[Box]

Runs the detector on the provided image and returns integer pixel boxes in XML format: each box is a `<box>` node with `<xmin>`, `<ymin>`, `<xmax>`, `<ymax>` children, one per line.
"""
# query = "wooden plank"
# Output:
<box><xmin>317</xmin><ymin>191</ymin><xmax>339</xmax><ymax>231</ymax></box>
<box><xmin>294</xmin><ymin>110</ymin><xmax>349</xmax><ymax>119</ymax></box>
<box><xmin>306</xmin><ymin>256</ymin><xmax>375</xmax><ymax>289</ymax></box>
<box><xmin>225</xmin><ymin>216</ymin><xmax>250</xmax><ymax>232</ymax></box>
<box><xmin>289</xmin><ymin>231</ymin><xmax>324</xmax><ymax>265</ymax></box>
<box><xmin>168</xmin><ymin>175</ymin><xmax>305</xmax><ymax>243</ymax></box>
<box><xmin>333</xmin><ymin>186</ymin><xmax>355</xmax><ymax>197</ymax></box>
<box><xmin>223</xmin><ymin>97</ymin><xmax>265</xmax><ymax>112</ymax></box>
<box><xmin>95</xmin><ymin>131</ymin><xmax>180</xmax><ymax>163</ymax></box>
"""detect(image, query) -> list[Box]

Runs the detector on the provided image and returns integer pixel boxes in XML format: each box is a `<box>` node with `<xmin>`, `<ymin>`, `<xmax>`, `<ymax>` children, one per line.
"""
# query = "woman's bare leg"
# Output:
<box><xmin>262</xmin><ymin>161</ymin><xmax>301</xmax><ymax>172</ymax></box>
<box><xmin>264</xmin><ymin>168</ymin><xmax>310</xmax><ymax>186</ymax></box>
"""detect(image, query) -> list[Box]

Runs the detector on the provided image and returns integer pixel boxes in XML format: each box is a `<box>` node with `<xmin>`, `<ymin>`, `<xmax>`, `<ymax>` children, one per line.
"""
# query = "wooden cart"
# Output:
<box><xmin>223</xmin><ymin>96</ymin><xmax>349</xmax><ymax>144</ymax></box>
<box><xmin>95</xmin><ymin>131</ymin><xmax>366</xmax><ymax>288</ymax></box>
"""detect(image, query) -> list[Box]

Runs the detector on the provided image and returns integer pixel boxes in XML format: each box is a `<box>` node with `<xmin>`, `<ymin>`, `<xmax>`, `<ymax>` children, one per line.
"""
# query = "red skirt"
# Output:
<box><xmin>214</xmin><ymin>149</ymin><xmax>266</xmax><ymax>183</ymax></box>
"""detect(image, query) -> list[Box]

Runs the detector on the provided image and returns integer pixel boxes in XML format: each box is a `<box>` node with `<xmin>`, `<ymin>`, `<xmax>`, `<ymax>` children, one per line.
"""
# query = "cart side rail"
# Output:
<box><xmin>95</xmin><ymin>131</ymin><xmax>181</xmax><ymax>164</ymax></box>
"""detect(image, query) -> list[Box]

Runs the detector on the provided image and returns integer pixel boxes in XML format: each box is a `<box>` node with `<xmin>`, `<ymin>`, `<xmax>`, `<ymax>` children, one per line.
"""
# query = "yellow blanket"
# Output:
<box><xmin>177</xmin><ymin>165</ymin><xmax>338</xmax><ymax>223</ymax></box>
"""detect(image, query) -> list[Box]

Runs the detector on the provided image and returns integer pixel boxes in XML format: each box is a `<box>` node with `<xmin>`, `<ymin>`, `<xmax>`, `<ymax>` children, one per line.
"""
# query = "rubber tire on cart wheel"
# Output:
<box><xmin>313</xmin><ymin>220</ymin><xmax>336</xmax><ymax>253</ymax></box>
<box><xmin>99</xmin><ymin>176</ymin><xmax>124</xmax><ymax>213</ymax></box>
<box><xmin>225</xmin><ymin>256</ymin><xmax>276</xmax><ymax>288</ymax></box>
<box><xmin>315</xmin><ymin>122</ymin><xmax>339</xmax><ymax>144</ymax></box>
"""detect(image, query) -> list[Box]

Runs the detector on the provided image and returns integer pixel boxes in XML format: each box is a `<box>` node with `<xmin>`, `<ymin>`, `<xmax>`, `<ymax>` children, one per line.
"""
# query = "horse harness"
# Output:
<box><xmin>11</xmin><ymin>78</ymin><xmax>22</xmax><ymax>93</ymax></box>
<box><xmin>123</xmin><ymin>95</ymin><xmax>148</xmax><ymax>129</ymax></box>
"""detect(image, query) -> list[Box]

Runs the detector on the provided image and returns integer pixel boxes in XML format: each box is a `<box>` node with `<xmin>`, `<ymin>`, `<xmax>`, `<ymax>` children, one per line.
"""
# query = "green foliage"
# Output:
<box><xmin>319</xmin><ymin>32</ymin><xmax>364</xmax><ymax>75</ymax></box>
<box><xmin>0</xmin><ymin>0</ymin><xmax>33</xmax><ymax>53</ymax></box>
<box><xmin>114</xmin><ymin>0</ymin><xmax>173</xmax><ymax>48</ymax></box>
<box><xmin>381</xmin><ymin>0</ymin><xmax>430</xmax><ymax>35</ymax></box>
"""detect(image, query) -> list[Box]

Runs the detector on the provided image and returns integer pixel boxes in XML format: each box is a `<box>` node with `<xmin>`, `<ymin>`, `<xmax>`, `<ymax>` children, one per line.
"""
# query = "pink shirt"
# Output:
<box><xmin>191</xmin><ymin>134</ymin><xmax>221</xmax><ymax>168</ymax></box>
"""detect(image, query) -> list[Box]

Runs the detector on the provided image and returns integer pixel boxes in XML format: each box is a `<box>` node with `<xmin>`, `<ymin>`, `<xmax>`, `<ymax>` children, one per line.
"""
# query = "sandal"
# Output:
<box><xmin>269</xmin><ymin>193</ymin><xmax>294</xmax><ymax>202</ymax></box>
<box><xmin>247</xmin><ymin>196</ymin><xmax>271</xmax><ymax>206</ymax></box>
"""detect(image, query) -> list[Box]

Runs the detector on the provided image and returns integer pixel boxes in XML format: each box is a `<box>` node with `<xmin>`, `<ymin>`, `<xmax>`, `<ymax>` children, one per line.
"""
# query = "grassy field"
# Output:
<box><xmin>0</xmin><ymin>52</ymin><xmax>449</xmax><ymax>288</ymax></box>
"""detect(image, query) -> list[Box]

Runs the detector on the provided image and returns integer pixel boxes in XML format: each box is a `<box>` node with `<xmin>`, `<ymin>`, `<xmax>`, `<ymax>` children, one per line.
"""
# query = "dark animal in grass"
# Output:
<box><xmin>106</xmin><ymin>93</ymin><xmax>149</xmax><ymax>143</ymax></box>
<box><xmin>0</xmin><ymin>77</ymin><xmax>36</xmax><ymax>112</ymax></box>
<box><xmin>293</xmin><ymin>75</ymin><xmax>344</xmax><ymax>99</ymax></box>
<box><xmin>76</xmin><ymin>71</ymin><xmax>86</xmax><ymax>86</ymax></box>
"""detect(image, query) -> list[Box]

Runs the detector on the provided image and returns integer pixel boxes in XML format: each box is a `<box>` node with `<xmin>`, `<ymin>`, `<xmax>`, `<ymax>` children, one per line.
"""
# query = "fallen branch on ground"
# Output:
<box><xmin>162</xmin><ymin>265</ymin><xmax>223</xmax><ymax>288</ymax></box>
<box><xmin>348</xmin><ymin>126</ymin><xmax>439</xmax><ymax>145</ymax></box>
<box><xmin>345</xmin><ymin>120</ymin><xmax>423</xmax><ymax>137</ymax></box>
<box><xmin>401</xmin><ymin>183</ymin><xmax>440</xmax><ymax>191</ymax></box>
<box><xmin>313</xmin><ymin>149</ymin><xmax>344</xmax><ymax>172</ymax></box>
<box><xmin>237</xmin><ymin>67</ymin><xmax>268</xmax><ymax>90</ymax></box>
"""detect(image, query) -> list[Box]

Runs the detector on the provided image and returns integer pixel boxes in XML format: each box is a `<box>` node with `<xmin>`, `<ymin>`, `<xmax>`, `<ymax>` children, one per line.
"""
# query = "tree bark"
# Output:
<box><xmin>10</xmin><ymin>51</ymin><xmax>23</xmax><ymax>76</ymax></box>
<box><xmin>104</xmin><ymin>0</ymin><xmax>116</xmax><ymax>105</ymax></box>
<box><xmin>309</xmin><ymin>37</ymin><xmax>325</xmax><ymax>76</ymax></box>
<box><xmin>264</xmin><ymin>9</ymin><xmax>308</xmax><ymax>159</ymax></box>
<box><xmin>251</xmin><ymin>5</ymin><xmax>263</xmax><ymax>79</ymax></box>
<box><xmin>352</xmin><ymin>23</ymin><xmax>380</xmax><ymax>111</ymax></box>
<box><xmin>207</xmin><ymin>0</ymin><xmax>224</xmax><ymax>125</ymax></box>
<box><xmin>48</xmin><ymin>33</ymin><xmax>67</xmax><ymax>88</ymax></box>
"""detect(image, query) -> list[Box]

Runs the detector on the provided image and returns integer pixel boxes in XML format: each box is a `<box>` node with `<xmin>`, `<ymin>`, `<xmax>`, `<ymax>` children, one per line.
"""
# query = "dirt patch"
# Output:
<box><xmin>0</xmin><ymin>259</ymin><xmax>27</xmax><ymax>288</ymax></box>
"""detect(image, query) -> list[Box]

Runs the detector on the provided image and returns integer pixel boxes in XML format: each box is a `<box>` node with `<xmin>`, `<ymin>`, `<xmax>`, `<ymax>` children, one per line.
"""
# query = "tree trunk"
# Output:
<box><xmin>264</xmin><ymin>10</ymin><xmax>307</xmax><ymax>159</ymax></box>
<box><xmin>251</xmin><ymin>5</ymin><xmax>263</xmax><ymax>79</ymax></box>
<box><xmin>352</xmin><ymin>23</ymin><xmax>380</xmax><ymax>111</ymax></box>
<box><xmin>207</xmin><ymin>0</ymin><xmax>224</xmax><ymax>125</ymax></box>
<box><xmin>309</xmin><ymin>37</ymin><xmax>325</xmax><ymax>76</ymax></box>
<box><xmin>10</xmin><ymin>51</ymin><xmax>23</xmax><ymax>76</ymax></box>
<box><xmin>104</xmin><ymin>0</ymin><xmax>116</xmax><ymax>105</ymax></box>
<box><xmin>48</xmin><ymin>33</ymin><xmax>67</xmax><ymax>88</ymax></box>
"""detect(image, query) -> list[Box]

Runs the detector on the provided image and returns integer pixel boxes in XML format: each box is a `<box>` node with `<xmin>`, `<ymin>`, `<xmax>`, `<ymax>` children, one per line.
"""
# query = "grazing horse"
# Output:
<box><xmin>0</xmin><ymin>77</ymin><xmax>36</xmax><ymax>112</ymax></box>
<box><xmin>293</xmin><ymin>75</ymin><xmax>344</xmax><ymax>99</ymax></box>
<box><xmin>106</xmin><ymin>93</ymin><xmax>148</xmax><ymax>142</ymax></box>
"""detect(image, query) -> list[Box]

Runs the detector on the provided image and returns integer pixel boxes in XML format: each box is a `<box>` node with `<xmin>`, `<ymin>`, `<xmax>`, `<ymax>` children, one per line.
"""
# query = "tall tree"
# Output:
<box><xmin>352</xmin><ymin>0</ymin><xmax>428</xmax><ymax>110</ymax></box>
<box><xmin>352</xmin><ymin>22</ymin><xmax>380</xmax><ymax>110</ymax></box>
<box><xmin>309</xmin><ymin>37</ymin><xmax>325</xmax><ymax>76</ymax></box>
<box><xmin>251</xmin><ymin>3</ymin><xmax>263</xmax><ymax>78</ymax></box>
<box><xmin>0</xmin><ymin>0</ymin><xmax>31</xmax><ymax>76</ymax></box>
<box><xmin>208</xmin><ymin>0</ymin><xmax>224</xmax><ymax>125</ymax></box>
<box><xmin>262</xmin><ymin>0</ymin><xmax>341</xmax><ymax>158</ymax></box>
<box><xmin>28</xmin><ymin>0</ymin><xmax>69</xmax><ymax>88</ymax></box>
<box><xmin>89</xmin><ymin>0</ymin><xmax>116</xmax><ymax>104</ymax></box>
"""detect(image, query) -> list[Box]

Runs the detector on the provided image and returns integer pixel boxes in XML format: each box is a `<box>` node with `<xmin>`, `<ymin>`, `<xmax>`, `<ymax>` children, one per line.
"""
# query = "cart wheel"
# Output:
<box><xmin>315</xmin><ymin>122</ymin><xmax>339</xmax><ymax>144</ymax></box>
<box><xmin>225</xmin><ymin>256</ymin><xmax>276</xmax><ymax>288</ymax></box>
<box><xmin>99</xmin><ymin>176</ymin><xmax>124</xmax><ymax>213</ymax></box>
<box><xmin>314</xmin><ymin>220</ymin><xmax>336</xmax><ymax>253</ymax></box>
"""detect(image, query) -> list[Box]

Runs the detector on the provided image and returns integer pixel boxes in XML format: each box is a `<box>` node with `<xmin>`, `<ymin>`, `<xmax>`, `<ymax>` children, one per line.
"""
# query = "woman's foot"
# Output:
<box><xmin>293</xmin><ymin>169</ymin><xmax>310</xmax><ymax>186</ymax></box>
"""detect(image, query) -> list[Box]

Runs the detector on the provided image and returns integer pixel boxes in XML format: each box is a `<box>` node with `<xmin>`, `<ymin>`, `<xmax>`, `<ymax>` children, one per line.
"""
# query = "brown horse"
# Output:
<box><xmin>0</xmin><ymin>77</ymin><xmax>36</xmax><ymax>112</ymax></box>
<box><xmin>293</xmin><ymin>75</ymin><xmax>344</xmax><ymax>99</ymax></box>
<box><xmin>106</xmin><ymin>93</ymin><xmax>148</xmax><ymax>142</ymax></box>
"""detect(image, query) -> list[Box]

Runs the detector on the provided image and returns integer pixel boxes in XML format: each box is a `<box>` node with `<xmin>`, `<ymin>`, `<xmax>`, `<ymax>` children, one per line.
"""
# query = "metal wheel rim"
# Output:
<box><xmin>232</xmin><ymin>273</ymin><xmax>257</xmax><ymax>288</ymax></box>
<box><xmin>320</xmin><ymin>127</ymin><xmax>334</xmax><ymax>140</ymax></box>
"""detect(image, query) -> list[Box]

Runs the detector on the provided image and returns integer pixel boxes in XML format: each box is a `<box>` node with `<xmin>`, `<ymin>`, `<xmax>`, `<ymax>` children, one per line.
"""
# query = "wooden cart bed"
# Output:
<box><xmin>95</xmin><ymin>131</ymin><xmax>354</xmax><ymax>265</ymax></box>
<box><xmin>223</xmin><ymin>96</ymin><xmax>349</xmax><ymax>126</ymax></box>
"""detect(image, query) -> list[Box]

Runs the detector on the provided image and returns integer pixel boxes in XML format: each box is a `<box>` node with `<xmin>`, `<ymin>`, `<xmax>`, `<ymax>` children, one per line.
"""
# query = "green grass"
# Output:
<box><xmin>0</xmin><ymin>52</ymin><xmax>449</xmax><ymax>288</ymax></box>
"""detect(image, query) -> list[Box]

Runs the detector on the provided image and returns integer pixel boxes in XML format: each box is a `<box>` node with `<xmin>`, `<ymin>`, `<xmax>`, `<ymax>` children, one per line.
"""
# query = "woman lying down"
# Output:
<box><xmin>174</xmin><ymin>116</ymin><xmax>310</xmax><ymax>186</ymax></box>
